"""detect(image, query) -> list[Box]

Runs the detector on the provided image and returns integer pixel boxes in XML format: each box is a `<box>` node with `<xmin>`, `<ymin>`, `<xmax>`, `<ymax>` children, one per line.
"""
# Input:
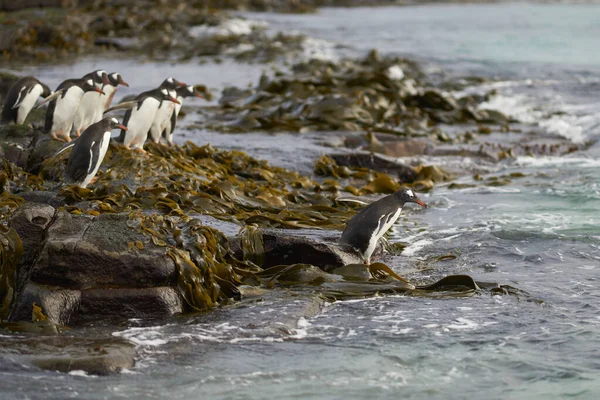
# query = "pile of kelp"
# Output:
<box><xmin>202</xmin><ymin>50</ymin><xmax>509</xmax><ymax>135</ymax></box>
<box><xmin>0</xmin><ymin>0</ymin><xmax>314</xmax><ymax>63</ymax></box>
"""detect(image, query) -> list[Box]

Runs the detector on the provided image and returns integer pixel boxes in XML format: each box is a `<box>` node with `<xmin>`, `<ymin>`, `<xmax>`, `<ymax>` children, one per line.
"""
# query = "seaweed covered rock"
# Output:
<box><xmin>9</xmin><ymin>205</ymin><xmax>186</xmax><ymax>325</ymax></box>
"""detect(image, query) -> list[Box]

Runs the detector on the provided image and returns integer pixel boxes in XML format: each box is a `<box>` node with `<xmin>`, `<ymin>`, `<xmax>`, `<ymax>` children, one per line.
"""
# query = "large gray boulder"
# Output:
<box><xmin>9</xmin><ymin>203</ymin><xmax>184</xmax><ymax>325</ymax></box>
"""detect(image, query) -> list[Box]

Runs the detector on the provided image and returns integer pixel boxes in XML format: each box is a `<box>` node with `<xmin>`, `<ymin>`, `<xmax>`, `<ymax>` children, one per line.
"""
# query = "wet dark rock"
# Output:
<box><xmin>329</xmin><ymin>152</ymin><xmax>418</xmax><ymax>183</ymax></box>
<box><xmin>0</xmin><ymin>336</ymin><xmax>135</xmax><ymax>375</ymax></box>
<box><xmin>406</xmin><ymin>89</ymin><xmax>458</xmax><ymax>111</ymax></box>
<box><xmin>10</xmin><ymin>202</ymin><xmax>55</xmax><ymax>276</ymax></box>
<box><xmin>230</xmin><ymin>230</ymin><xmax>362</xmax><ymax>273</ymax></box>
<box><xmin>9</xmin><ymin>206</ymin><xmax>184</xmax><ymax>325</ymax></box>
<box><xmin>78</xmin><ymin>287</ymin><xmax>183</xmax><ymax>325</ymax></box>
<box><xmin>9</xmin><ymin>283</ymin><xmax>81</xmax><ymax>325</ymax></box>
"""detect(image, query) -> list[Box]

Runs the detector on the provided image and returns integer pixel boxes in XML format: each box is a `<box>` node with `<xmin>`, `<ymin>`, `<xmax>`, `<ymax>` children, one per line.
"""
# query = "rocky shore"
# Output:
<box><xmin>0</xmin><ymin>1</ymin><xmax>556</xmax><ymax>376</ymax></box>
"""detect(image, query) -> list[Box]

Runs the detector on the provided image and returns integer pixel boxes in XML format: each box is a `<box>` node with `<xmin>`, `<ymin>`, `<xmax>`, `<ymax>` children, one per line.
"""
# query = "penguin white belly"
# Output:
<box><xmin>73</xmin><ymin>91</ymin><xmax>103</xmax><ymax>134</ymax></box>
<box><xmin>123</xmin><ymin>99</ymin><xmax>160</xmax><ymax>149</ymax></box>
<box><xmin>149</xmin><ymin>102</ymin><xmax>175</xmax><ymax>143</ymax></box>
<box><xmin>52</xmin><ymin>88</ymin><xmax>84</xmax><ymax>134</ymax></box>
<box><xmin>363</xmin><ymin>207</ymin><xmax>402</xmax><ymax>263</ymax></box>
<box><xmin>80</xmin><ymin>131</ymin><xmax>111</xmax><ymax>188</ymax></box>
<box><xmin>16</xmin><ymin>84</ymin><xmax>43</xmax><ymax>124</ymax></box>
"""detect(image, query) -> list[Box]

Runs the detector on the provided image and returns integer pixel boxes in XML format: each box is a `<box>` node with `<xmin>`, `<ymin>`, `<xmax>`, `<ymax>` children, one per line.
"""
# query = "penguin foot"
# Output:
<box><xmin>51</xmin><ymin>132</ymin><xmax>70</xmax><ymax>142</ymax></box>
<box><xmin>90</xmin><ymin>177</ymin><xmax>99</xmax><ymax>184</ymax></box>
<box><xmin>75</xmin><ymin>130</ymin><xmax>81</xmax><ymax>137</ymax></box>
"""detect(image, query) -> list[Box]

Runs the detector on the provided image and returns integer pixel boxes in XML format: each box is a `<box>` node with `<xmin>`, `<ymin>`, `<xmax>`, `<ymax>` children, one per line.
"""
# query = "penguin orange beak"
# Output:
<box><xmin>415</xmin><ymin>199</ymin><xmax>428</xmax><ymax>208</ymax></box>
<box><xmin>174</xmin><ymin>79</ymin><xmax>186</xmax><ymax>87</ymax></box>
<box><xmin>194</xmin><ymin>90</ymin><xmax>204</xmax><ymax>98</ymax></box>
<box><xmin>117</xmin><ymin>124</ymin><xmax>127</xmax><ymax>131</ymax></box>
<box><xmin>169</xmin><ymin>96</ymin><xmax>181</xmax><ymax>104</ymax></box>
<box><xmin>94</xmin><ymin>88</ymin><xmax>105</xmax><ymax>94</ymax></box>
<box><xmin>119</xmin><ymin>78</ymin><xmax>129</xmax><ymax>87</ymax></box>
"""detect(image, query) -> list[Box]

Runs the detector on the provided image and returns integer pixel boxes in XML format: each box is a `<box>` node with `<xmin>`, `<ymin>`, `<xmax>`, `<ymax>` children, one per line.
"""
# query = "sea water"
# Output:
<box><xmin>3</xmin><ymin>3</ymin><xmax>600</xmax><ymax>399</ymax></box>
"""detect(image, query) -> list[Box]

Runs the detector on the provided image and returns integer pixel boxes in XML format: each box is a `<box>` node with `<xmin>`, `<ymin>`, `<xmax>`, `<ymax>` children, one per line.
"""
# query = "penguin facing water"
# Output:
<box><xmin>72</xmin><ymin>70</ymin><xmax>110</xmax><ymax>137</ymax></box>
<box><xmin>40</xmin><ymin>78</ymin><xmax>104</xmax><ymax>142</ymax></box>
<box><xmin>339</xmin><ymin>189</ymin><xmax>427</xmax><ymax>265</ymax></box>
<box><xmin>161</xmin><ymin>85</ymin><xmax>204</xmax><ymax>146</ymax></box>
<box><xmin>148</xmin><ymin>78</ymin><xmax>188</xmax><ymax>145</ymax></box>
<box><xmin>1</xmin><ymin>76</ymin><xmax>51</xmax><ymax>125</ymax></box>
<box><xmin>115</xmin><ymin>87</ymin><xmax>180</xmax><ymax>151</ymax></box>
<box><xmin>56</xmin><ymin>117</ymin><xmax>127</xmax><ymax>188</ymax></box>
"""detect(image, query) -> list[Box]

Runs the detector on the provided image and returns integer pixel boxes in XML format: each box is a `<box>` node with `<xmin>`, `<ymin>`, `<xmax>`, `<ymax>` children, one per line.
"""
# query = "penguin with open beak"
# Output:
<box><xmin>339</xmin><ymin>189</ymin><xmax>427</xmax><ymax>265</ymax></box>
<box><xmin>148</xmin><ymin>77</ymin><xmax>188</xmax><ymax>145</ymax></box>
<box><xmin>72</xmin><ymin>70</ymin><xmax>110</xmax><ymax>137</ymax></box>
<box><xmin>56</xmin><ymin>117</ymin><xmax>127</xmax><ymax>188</ymax></box>
<box><xmin>39</xmin><ymin>78</ymin><xmax>104</xmax><ymax>142</ymax></box>
<box><xmin>1</xmin><ymin>76</ymin><xmax>51</xmax><ymax>125</ymax></box>
<box><xmin>161</xmin><ymin>85</ymin><xmax>204</xmax><ymax>147</ymax></box>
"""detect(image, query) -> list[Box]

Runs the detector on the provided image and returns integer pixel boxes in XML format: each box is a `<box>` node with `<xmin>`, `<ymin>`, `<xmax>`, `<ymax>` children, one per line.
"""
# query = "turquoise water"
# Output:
<box><xmin>3</xmin><ymin>3</ymin><xmax>600</xmax><ymax>400</ymax></box>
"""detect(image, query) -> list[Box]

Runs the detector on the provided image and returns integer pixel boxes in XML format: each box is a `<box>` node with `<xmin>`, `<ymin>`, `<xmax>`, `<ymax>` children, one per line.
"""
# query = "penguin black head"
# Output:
<box><xmin>108</xmin><ymin>73</ymin><xmax>129</xmax><ymax>87</ymax></box>
<box><xmin>81</xmin><ymin>78</ymin><xmax>105</xmax><ymax>95</ymax></box>
<box><xmin>394</xmin><ymin>189</ymin><xmax>427</xmax><ymax>208</ymax></box>
<box><xmin>161</xmin><ymin>77</ymin><xmax>186</xmax><ymax>90</ymax></box>
<box><xmin>40</xmin><ymin>81</ymin><xmax>52</xmax><ymax>98</ymax></box>
<box><xmin>107</xmin><ymin>117</ymin><xmax>127</xmax><ymax>131</ymax></box>
<box><xmin>83</xmin><ymin>70</ymin><xmax>110</xmax><ymax>86</ymax></box>
<box><xmin>176</xmin><ymin>85</ymin><xmax>203</xmax><ymax>99</ymax></box>
<box><xmin>159</xmin><ymin>88</ymin><xmax>181</xmax><ymax>104</ymax></box>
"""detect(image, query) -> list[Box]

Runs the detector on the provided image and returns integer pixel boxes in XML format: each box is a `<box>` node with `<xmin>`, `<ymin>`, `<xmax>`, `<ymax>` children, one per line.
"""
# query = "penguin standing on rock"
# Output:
<box><xmin>1</xmin><ymin>76</ymin><xmax>51</xmax><ymax>125</ymax></box>
<box><xmin>160</xmin><ymin>85</ymin><xmax>203</xmax><ymax>147</ymax></box>
<box><xmin>148</xmin><ymin>77</ymin><xmax>188</xmax><ymax>145</ymax></box>
<box><xmin>39</xmin><ymin>78</ymin><xmax>104</xmax><ymax>142</ymax></box>
<box><xmin>339</xmin><ymin>189</ymin><xmax>427</xmax><ymax>265</ymax></box>
<box><xmin>72</xmin><ymin>70</ymin><xmax>110</xmax><ymax>137</ymax></box>
<box><xmin>56</xmin><ymin>117</ymin><xmax>127</xmax><ymax>188</ymax></box>
<box><xmin>109</xmin><ymin>88</ymin><xmax>180</xmax><ymax>152</ymax></box>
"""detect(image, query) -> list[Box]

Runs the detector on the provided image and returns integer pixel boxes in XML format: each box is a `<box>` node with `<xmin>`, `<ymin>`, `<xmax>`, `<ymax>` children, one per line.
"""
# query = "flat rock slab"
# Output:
<box><xmin>230</xmin><ymin>230</ymin><xmax>362</xmax><ymax>272</ymax></box>
<box><xmin>30</xmin><ymin>211</ymin><xmax>178</xmax><ymax>290</ymax></box>
<box><xmin>0</xmin><ymin>336</ymin><xmax>135</xmax><ymax>375</ymax></box>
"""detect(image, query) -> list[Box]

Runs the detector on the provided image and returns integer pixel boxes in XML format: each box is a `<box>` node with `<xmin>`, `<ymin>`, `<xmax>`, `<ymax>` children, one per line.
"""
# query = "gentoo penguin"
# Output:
<box><xmin>158</xmin><ymin>85</ymin><xmax>203</xmax><ymax>146</ymax></box>
<box><xmin>339</xmin><ymin>189</ymin><xmax>427</xmax><ymax>265</ymax></box>
<box><xmin>102</xmin><ymin>72</ymin><xmax>129</xmax><ymax>111</ymax></box>
<box><xmin>1</xmin><ymin>76</ymin><xmax>51</xmax><ymax>125</ymax></box>
<box><xmin>57</xmin><ymin>117</ymin><xmax>127</xmax><ymax>188</ymax></box>
<box><xmin>72</xmin><ymin>70</ymin><xmax>110</xmax><ymax>137</ymax></box>
<box><xmin>40</xmin><ymin>78</ymin><xmax>104</xmax><ymax>142</ymax></box>
<box><xmin>117</xmin><ymin>88</ymin><xmax>180</xmax><ymax>151</ymax></box>
<box><xmin>148</xmin><ymin>78</ymin><xmax>188</xmax><ymax>144</ymax></box>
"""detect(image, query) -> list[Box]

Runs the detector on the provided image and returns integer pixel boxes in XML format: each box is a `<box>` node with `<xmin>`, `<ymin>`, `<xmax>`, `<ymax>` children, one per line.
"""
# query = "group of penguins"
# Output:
<box><xmin>1</xmin><ymin>70</ymin><xmax>430</xmax><ymax>267</ymax></box>
<box><xmin>1</xmin><ymin>70</ymin><xmax>203</xmax><ymax>188</ymax></box>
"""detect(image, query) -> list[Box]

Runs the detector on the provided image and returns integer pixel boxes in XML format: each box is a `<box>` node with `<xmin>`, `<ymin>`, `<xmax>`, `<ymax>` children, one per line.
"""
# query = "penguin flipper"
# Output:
<box><xmin>104</xmin><ymin>101</ymin><xmax>138</xmax><ymax>114</ymax></box>
<box><xmin>53</xmin><ymin>140</ymin><xmax>77</xmax><ymax>157</ymax></box>
<box><xmin>36</xmin><ymin>90</ymin><xmax>63</xmax><ymax>109</ymax></box>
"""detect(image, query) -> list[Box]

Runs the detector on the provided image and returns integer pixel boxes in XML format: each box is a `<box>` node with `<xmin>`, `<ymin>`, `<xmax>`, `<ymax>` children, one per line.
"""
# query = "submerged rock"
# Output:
<box><xmin>0</xmin><ymin>336</ymin><xmax>135</xmax><ymax>375</ymax></box>
<box><xmin>329</xmin><ymin>152</ymin><xmax>418</xmax><ymax>183</ymax></box>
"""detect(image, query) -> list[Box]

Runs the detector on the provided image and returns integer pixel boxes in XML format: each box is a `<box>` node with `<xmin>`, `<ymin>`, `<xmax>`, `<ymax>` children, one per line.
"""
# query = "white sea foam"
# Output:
<box><xmin>189</xmin><ymin>18</ymin><xmax>267</xmax><ymax>38</ymax></box>
<box><xmin>301</xmin><ymin>37</ymin><xmax>338</xmax><ymax>61</ymax></box>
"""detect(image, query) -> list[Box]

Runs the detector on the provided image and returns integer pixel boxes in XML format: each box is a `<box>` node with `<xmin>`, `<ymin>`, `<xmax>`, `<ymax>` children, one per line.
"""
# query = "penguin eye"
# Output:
<box><xmin>406</xmin><ymin>189</ymin><xmax>414</xmax><ymax>198</ymax></box>
<box><xmin>111</xmin><ymin>117</ymin><xmax>118</xmax><ymax>124</ymax></box>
